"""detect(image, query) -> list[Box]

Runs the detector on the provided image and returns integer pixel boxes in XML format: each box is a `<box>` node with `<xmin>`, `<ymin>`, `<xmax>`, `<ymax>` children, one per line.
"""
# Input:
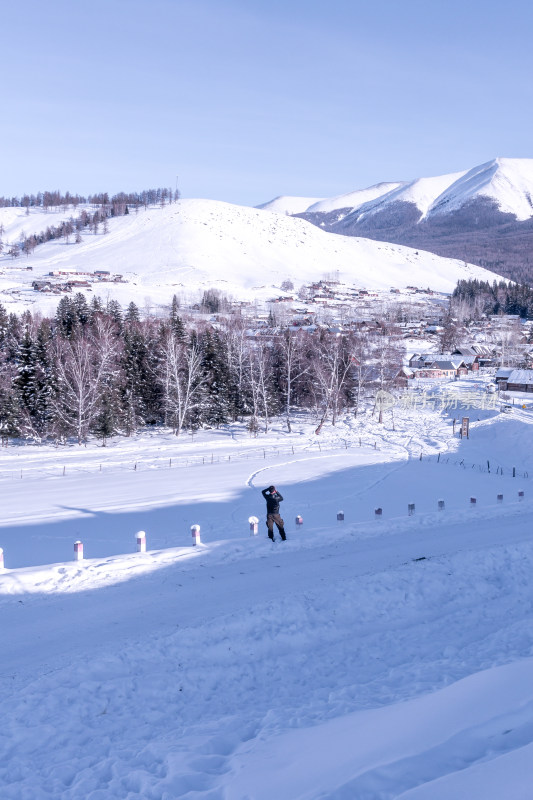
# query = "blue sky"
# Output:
<box><xmin>2</xmin><ymin>0</ymin><xmax>532</xmax><ymax>206</ymax></box>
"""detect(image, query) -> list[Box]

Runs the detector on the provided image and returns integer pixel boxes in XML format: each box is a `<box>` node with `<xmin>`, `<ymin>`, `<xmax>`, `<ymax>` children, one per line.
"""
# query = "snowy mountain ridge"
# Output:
<box><xmin>258</xmin><ymin>158</ymin><xmax>533</xmax><ymax>223</ymax></box>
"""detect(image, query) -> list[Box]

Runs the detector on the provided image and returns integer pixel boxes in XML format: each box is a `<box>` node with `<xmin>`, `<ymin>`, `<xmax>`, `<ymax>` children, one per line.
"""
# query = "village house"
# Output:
<box><xmin>497</xmin><ymin>369</ymin><xmax>533</xmax><ymax>393</ymax></box>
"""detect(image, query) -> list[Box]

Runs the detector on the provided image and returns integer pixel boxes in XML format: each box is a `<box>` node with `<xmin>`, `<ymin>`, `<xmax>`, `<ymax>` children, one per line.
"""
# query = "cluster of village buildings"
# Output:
<box><xmin>32</xmin><ymin>269</ymin><xmax>125</xmax><ymax>294</ymax></box>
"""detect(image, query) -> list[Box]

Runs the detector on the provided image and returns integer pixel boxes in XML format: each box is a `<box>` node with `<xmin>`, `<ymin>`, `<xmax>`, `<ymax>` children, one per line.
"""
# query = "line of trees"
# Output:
<box><xmin>0</xmin><ymin>187</ymin><xmax>179</xmax><ymax>210</ymax></box>
<box><xmin>0</xmin><ymin>296</ymin><xmax>403</xmax><ymax>445</ymax></box>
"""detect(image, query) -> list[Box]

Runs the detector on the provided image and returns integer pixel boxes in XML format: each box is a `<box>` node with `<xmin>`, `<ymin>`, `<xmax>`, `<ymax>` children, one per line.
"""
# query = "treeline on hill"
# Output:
<box><xmin>0</xmin><ymin>187</ymin><xmax>178</xmax><ymax>210</ymax></box>
<box><xmin>0</xmin><ymin>295</ymin><xmax>402</xmax><ymax>445</ymax></box>
<box><xmin>452</xmin><ymin>279</ymin><xmax>533</xmax><ymax>319</ymax></box>
<box><xmin>0</xmin><ymin>187</ymin><xmax>179</xmax><ymax>258</ymax></box>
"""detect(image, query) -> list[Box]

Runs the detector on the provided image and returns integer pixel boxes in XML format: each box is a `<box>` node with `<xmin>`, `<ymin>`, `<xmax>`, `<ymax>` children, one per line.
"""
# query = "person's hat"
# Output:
<box><xmin>268</xmin><ymin>485</ymin><xmax>275</xmax><ymax>492</ymax></box>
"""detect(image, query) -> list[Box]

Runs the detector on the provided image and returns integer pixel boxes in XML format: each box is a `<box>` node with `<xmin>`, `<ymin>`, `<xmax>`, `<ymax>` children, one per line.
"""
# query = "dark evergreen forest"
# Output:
<box><xmin>451</xmin><ymin>279</ymin><xmax>533</xmax><ymax>318</ymax></box>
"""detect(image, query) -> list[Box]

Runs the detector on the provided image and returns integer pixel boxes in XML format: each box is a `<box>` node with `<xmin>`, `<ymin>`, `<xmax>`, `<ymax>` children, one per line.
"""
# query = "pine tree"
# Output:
<box><xmin>93</xmin><ymin>389</ymin><xmax>117</xmax><ymax>445</ymax></box>
<box><xmin>198</xmin><ymin>329</ymin><xmax>230</xmax><ymax>427</ymax></box>
<box><xmin>125</xmin><ymin>302</ymin><xmax>140</xmax><ymax>324</ymax></box>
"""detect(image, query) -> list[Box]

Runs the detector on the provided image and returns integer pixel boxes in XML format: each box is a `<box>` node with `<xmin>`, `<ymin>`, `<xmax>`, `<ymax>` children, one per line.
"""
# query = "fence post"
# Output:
<box><xmin>191</xmin><ymin>524</ymin><xmax>201</xmax><ymax>545</ymax></box>
<box><xmin>513</xmin><ymin>466</ymin><xmax>516</xmax><ymax>478</ymax></box>
<box><xmin>248</xmin><ymin>516</ymin><xmax>259</xmax><ymax>535</ymax></box>
<box><xmin>136</xmin><ymin>531</ymin><xmax>147</xmax><ymax>552</ymax></box>
<box><xmin>74</xmin><ymin>541</ymin><xmax>84</xmax><ymax>561</ymax></box>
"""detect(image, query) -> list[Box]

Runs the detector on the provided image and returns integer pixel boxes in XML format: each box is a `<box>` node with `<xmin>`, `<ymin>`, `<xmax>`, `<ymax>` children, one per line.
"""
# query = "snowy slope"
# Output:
<box><xmin>306</xmin><ymin>181</ymin><xmax>404</xmax><ymax>214</ymax></box>
<box><xmin>428</xmin><ymin>158</ymin><xmax>533</xmax><ymax>220</ymax></box>
<box><xmin>2</xmin><ymin>391</ymin><xmax>533</xmax><ymax>798</ymax></box>
<box><xmin>355</xmin><ymin>170</ymin><xmax>467</xmax><ymax>221</ymax></box>
<box><xmin>0</xmin><ymin>198</ymin><xmax>500</xmax><ymax>313</ymax></box>
<box><xmin>256</xmin><ymin>195</ymin><xmax>324</xmax><ymax>215</ymax></box>
<box><xmin>0</xmin><ymin>205</ymin><xmax>84</xmax><ymax>245</ymax></box>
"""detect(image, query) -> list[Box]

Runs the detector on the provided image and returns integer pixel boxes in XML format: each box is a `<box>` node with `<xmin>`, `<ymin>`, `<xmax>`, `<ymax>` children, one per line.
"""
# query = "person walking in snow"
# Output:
<box><xmin>262</xmin><ymin>485</ymin><xmax>286</xmax><ymax>541</ymax></box>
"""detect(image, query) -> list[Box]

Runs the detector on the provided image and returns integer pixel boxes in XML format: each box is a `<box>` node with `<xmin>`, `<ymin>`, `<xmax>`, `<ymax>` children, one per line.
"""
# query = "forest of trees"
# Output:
<box><xmin>0</xmin><ymin>296</ymin><xmax>403</xmax><ymax>445</ymax></box>
<box><xmin>451</xmin><ymin>279</ymin><xmax>533</xmax><ymax>319</ymax></box>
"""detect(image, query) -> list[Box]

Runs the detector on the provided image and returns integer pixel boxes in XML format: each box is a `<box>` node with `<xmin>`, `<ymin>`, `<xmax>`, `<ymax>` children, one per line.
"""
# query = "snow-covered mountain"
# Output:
<box><xmin>0</xmin><ymin>198</ymin><xmax>500</xmax><ymax>313</ymax></box>
<box><xmin>258</xmin><ymin>159</ymin><xmax>533</xmax><ymax>223</ymax></box>
<box><xmin>256</xmin><ymin>159</ymin><xmax>533</xmax><ymax>282</ymax></box>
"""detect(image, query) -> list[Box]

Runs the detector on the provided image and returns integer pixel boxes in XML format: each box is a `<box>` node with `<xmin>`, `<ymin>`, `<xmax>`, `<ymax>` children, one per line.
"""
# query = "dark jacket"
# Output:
<box><xmin>262</xmin><ymin>488</ymin><xmax>283</xmax><ymax>514</ymax></box>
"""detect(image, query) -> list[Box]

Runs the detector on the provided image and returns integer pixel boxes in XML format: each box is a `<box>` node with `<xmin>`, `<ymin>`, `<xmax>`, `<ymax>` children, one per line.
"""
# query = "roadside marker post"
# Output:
<box><xmin>191</xmin><ymin>524</ymin><xmax>201</xmax><ymax>546</ymax></box>
<box><xmin>136</xmin><ymin>531</ymin><xmax>147</xmax><ymax>552</ymax></box>
<box><xmin>248</xmin><ymin>516</ymin><xmax>259</xmax><ymax>535</ymax></box>
<box><xmin>74</xmin><ymin>541</ymin><xmax>84</xmax><ymax>561</ymax></box>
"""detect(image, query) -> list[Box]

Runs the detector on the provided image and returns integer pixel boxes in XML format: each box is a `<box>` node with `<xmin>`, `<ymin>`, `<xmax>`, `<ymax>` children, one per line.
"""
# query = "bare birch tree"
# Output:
<box><xmin>159</xmin><ymin>333</ymin><xmax>204</xmax><ymax>435</ymax></box>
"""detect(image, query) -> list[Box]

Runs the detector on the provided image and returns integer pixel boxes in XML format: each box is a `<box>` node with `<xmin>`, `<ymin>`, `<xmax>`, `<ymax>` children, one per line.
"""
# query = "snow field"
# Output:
<box><xmin>1</xmin><ymin>405</ymin><xmax>533</xmax><ymax>798</ymax></box>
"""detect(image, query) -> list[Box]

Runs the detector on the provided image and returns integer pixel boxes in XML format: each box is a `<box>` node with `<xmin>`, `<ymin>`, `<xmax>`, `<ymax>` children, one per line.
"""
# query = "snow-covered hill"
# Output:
<box><xmin>259</xmin><ymin>158</ymin><xmax>533</xmax><ymax>222</ymax></box>
<box><xmin>0</xmin><ymin>198</ymin><xmax>500</xmax><ymax>313</ymax></box>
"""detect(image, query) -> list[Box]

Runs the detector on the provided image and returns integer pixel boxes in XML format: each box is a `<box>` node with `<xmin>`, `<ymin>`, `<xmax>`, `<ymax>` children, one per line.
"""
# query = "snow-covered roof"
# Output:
<box><xmin>506</xmin><ymin>369</ymin><xmax>533</xmax><ymax>385</ymax></box>
<box><xmin>431</xmin><ymin>360</ymin><xmax>463</xmax><ymax>370</ymax></box>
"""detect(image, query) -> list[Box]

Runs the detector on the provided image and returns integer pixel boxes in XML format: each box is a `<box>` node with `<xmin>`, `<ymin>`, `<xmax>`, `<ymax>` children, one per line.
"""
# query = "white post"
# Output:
<box><xmin>191</xmin><ymin>524</ymin><xmax>201</xmax><ymax>546</ymax></box>
<box><xmin>74</xmin><ymin>540</ymin><xmax>83</xmax><ymax>561</ymax></box>
<box><xmin>295</xmin><ymin>515</ymin><xmax>303</xmax><ymax>526</ymax></box>
<box><xmin>136</xmin><ymin>530</ymin><xmax>146</xmax><ymax>553</ymax></box>
<box><xmin>248</xmin><ymin>516</ymin><xmax>259</xmax><ymax>535</ymax></box>
<box><xmin>0</xmin><ymin>547</ymin><xmax>4</xmax><ymax>570</ymax></box>
<box><xmin>337</xmin><ymin>511</ymin><xmax>344</xmax><ymax>521</ymax></box>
